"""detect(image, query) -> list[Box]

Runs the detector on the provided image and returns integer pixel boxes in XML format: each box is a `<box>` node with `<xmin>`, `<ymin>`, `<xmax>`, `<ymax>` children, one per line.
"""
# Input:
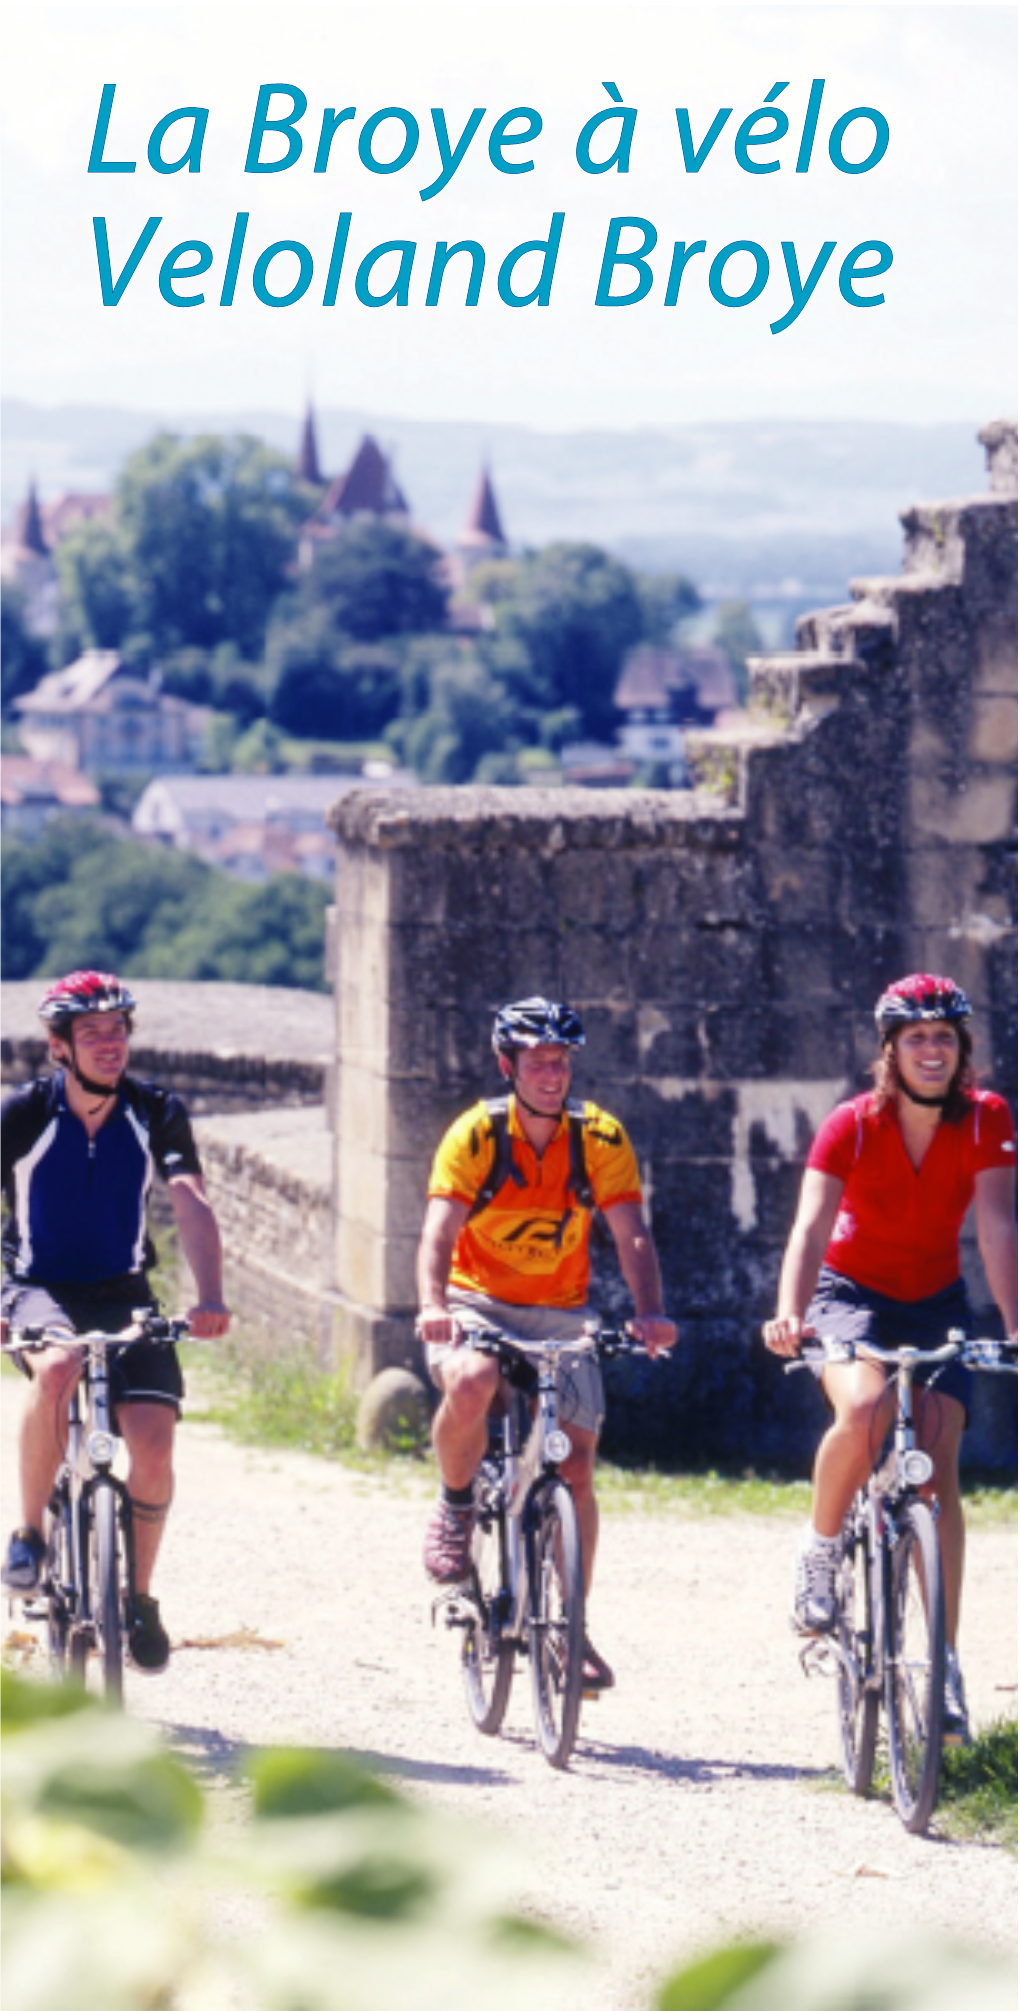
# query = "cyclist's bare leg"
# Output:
<box><xmin>118</xmin><ymin>1401</ymin><xmax>176</xmax><ymax>1594</ymax></box>
<box><xmin>813</xmin><ymin>1361</ymin><xmax>894</xmax><ymax>1537</ymax></box>
<box><xmin>432</xmin><ymin>1351</ymin><xmax>501</xmax><ymax>1491</ymax></box>
<box><xmin>560</xmin><ymin>1425</ymin><xmax>599</xmax><ymax>1592</ymax></box>
<box><xmin>916</xmin><ymin>1387</ymin><xmax>966</xmax><ymax>1648</ymax></box>
<box><xmin>15</xmin><ymin>1343</ymin><xmax>83</xmax><ymax>1534</ymax></box>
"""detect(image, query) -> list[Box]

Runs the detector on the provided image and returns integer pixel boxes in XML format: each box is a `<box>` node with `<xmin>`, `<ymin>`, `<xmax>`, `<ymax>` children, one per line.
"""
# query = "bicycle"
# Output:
<box><xmin>4</xmin><ymin>1310</ymin><xmax>190</xmax><ymax>1703</ymax></box>
<box><xmin>789</xmin><ymin>1329</ymin><xmax>1017</xmax><ymax>1834</ymax></box>
<box><xmin>436</xmin><ymin>1325</ymin><xmax>641</xmax><ymax>1770</ymax></box>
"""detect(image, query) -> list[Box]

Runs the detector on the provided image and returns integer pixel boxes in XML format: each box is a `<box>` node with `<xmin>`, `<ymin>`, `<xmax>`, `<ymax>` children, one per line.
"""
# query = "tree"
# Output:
<box><xmin>114</xmin><ymin>433</ymin><xmax>310</xmax><ymax>657</ymax></box>
<box><xmin>496</xmin><ymin>543</ymin><xmax>646</xmax><ymax>741</ymax></box>
<box><xmin>712</xmin><ymin>599</ymin><xmax>763</xmax><ymax>701</ymax></box>
<box><xmin>301</xmin><ymin>520</ymin><xmax>448</xmax><ymax>641</ymax></box>
<box><xmin>0</xmin><ymin>587</ymin><xmax>49</xmax><ymax>717</ymax></box>
<box><xmin>53</xmin><ymin>517</ymin><xmax>137</xmax><ymax>653</ymax></box>
<box><xmin>390</xmin><ymin>657</ymin><xmax>522</xmax><ymax>783</ymax></box>
<box><xmin>0</xmin><ymin>820</ymin><xmax>330</xmax><ymax>991</ymax></box>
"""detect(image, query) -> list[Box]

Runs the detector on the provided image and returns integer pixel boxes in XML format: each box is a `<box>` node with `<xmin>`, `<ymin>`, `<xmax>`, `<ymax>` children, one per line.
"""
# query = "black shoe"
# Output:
<box><xmin>2</xmin><ymin>1526</ymin><xmax>47</xmax><ymax>1595</ymax></box>
<box><xmin>127</xmin><ymin>1593</ymin><xmax>170</xmax><ymax>1674</ymax></box>
<box><xmin>582</xmin><ymin>1637</ymin><xmax>615</xmax><ymax>1694</ymax></box>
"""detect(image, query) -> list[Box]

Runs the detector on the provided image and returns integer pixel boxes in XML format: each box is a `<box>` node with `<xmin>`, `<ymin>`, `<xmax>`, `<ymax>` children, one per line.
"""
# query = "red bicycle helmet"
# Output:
<box><xmin>875</xmin><ymin>973</ymin><xmax>971</xmax><ymax>1038</ymax></box>
<box><xmin>39</xmin><ymin>971</ymin><xmax>137</xmax><ymax>1025</ymax></box>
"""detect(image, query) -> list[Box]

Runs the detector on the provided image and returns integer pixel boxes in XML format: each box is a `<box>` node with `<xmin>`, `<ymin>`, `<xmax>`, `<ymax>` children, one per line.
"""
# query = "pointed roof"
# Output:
<box><xmin>458</xmin><ymin>465</ymin><xmax>507</xmax><ymax>551</ymax></box>
<box><xmin>297</xmin><ymin>403</ymin><xmax>324</xmax><ymax>486</ymax></box>
<box><xmin>317</xmin><ymin>436</ymin><xmax>409</xmax><ymax>520</ymax></box>
<box><xmin>16</xmin><ymin>481</ymin><xmax>49</xmax><ymax>556</ymax></box>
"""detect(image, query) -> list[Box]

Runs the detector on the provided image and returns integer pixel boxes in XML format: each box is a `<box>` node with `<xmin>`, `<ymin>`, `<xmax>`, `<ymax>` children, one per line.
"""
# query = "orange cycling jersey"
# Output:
<box><xmin>428</xmin><ymin>1096</ymin><xmax>642</xmax><ymax>1307</ymax></box>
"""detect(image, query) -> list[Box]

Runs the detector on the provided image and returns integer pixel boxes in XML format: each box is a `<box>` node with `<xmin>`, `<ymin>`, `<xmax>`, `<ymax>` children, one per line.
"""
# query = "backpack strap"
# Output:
<box><xmin>467</xmin><ymin>1095</ymin><xmax>597</xmax><ymax>1219</ymax></box>
<box><xmin>564</xmin><ymin>1097</ymin><xmax>595</xmax><ymax>1211</ymax></box>
<box><xmin>467</xmin><ymin>1097</ymin><xmax>526</xmax><ymax>1219</ymax></box>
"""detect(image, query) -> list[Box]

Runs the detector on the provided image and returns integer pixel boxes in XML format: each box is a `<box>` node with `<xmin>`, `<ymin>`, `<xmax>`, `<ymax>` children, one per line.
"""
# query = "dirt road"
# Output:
<box><xmin>2</xmin><ymin>1378</ymin><xmax>1016</xmax><ymax>2010</ymax></box>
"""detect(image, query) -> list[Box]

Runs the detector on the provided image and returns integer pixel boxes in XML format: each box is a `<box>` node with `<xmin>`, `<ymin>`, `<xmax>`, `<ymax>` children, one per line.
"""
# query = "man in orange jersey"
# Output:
<box><xmin>416</xmin><ymin>997</ymin><xmax>675</xmax><ymax>1686</ymax></box>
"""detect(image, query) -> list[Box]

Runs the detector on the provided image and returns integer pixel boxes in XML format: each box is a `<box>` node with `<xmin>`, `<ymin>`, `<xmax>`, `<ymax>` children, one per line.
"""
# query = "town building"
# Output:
<box><xmin>132</xmin><ymin>769</ymin><xmax>412</xmax><ymax>881</ymax></box>
<box><xmin>14</xmin><ymin>649</ymin><xmax>207</xmax><ymax>774</ymax></box>
<box><xmin>0</xmin><ymin>755</ymin><xmax>101</xmax><ymax>835</ymax></box>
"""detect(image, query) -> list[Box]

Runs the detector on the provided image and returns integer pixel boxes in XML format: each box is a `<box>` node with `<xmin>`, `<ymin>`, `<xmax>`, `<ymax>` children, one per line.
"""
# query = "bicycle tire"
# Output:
<box><xmin>92</xmin><ymin>1480</ymin><xmax>126</xmax><ymax>1704</ymax></box>
<box><xmin>884</xmin><ymin>1498</ymin><xmax>945</xmax><ymax>1834</ymax></box>
<box><xmin>527</xmin><ymin>1479</ymin><xmax>585</xmax><ymax>1770</ymax></box>
<box><xmin>461</xmin><ymin>1473</ymin><xmax>516</xmax><ymax>1735</ymax></box>
<box><xmin>43</xmin><ymin>1489</ymin><xmax>74</xmax><ymax>1678</ymax></box>
<box><xmin>834</xmin><ymin>1508</ymin><xmax>879</xmax><ymax>1796</ymax></box>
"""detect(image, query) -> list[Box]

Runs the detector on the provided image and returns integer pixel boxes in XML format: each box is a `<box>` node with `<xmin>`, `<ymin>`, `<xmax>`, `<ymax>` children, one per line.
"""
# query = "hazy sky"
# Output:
<box><xmin>2</xmin><ymin>2</ymin><xmax>1016</xmax><ymax>429</ymax></box>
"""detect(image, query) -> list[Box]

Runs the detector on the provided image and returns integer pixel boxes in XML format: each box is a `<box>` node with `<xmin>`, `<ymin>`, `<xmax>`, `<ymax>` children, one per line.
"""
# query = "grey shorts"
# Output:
<box><xmin>426</xmin><ymin>1289</ymin><xmax>605</xmax><ymax>1435</ymax></box>
<box><xmin>2</xmin><ymin>1276</ymin><xmax>184</xmax><ymax>1416</ymax></box>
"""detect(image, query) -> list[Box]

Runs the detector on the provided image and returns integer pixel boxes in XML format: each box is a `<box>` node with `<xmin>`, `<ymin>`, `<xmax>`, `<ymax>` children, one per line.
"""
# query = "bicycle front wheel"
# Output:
<box><xmin>527</xmin><ymin>1479</ymin><xmax>585</xmax><ymax>1770</ymax></box>
<box><xmin>42</xmin><ymin>1487</ymin><xmax>75</xmax><ymax>1679</ymax></box>
<box><xmin>462</xmin><ymin>1490</ymin><xmax>515</xmax><ymax>1736</ymax></box>
<box><xmin>92</xmin><ymin>1480</ymin><xmax>126</xmax><ymax>1704</ymax></box>
<box><xmin>834</xmin><ymin>1509</ymin><xmax>879</xmax><ymax>1796</ymax></box>
<box><xmin>884</xmin><ymin>1499</ymin><xmax>945</xmax><ymax>1834</ymax></box>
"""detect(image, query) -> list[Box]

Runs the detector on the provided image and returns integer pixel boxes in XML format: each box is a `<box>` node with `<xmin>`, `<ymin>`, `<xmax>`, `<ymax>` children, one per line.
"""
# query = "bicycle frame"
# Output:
<box><xmin>440</xmin><ymin>1324</ymin><xmax>642</xmax><ymax>1768</ymax></box>
<box><xmin>8</xmin><ymin>1311</ymin><xmax>189</xmax><ymax>1696</ymax></box>
<box><xmin>791</xmin><ymin>1328</ymin><xmax>1017</xmax><ymax>1832</ymax></box>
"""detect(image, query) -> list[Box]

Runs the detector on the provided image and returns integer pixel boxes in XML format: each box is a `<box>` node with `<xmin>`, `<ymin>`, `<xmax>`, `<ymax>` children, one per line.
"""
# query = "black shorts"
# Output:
<box><xmin>806</xmin><ymin>1267</ymin><xmax>973</xmax><ymax>1419</ymax></box>
<box><xmin>2</xmin><ymin>1276</ymin><xmax>184</xmax><ymax>1415</ymax></box>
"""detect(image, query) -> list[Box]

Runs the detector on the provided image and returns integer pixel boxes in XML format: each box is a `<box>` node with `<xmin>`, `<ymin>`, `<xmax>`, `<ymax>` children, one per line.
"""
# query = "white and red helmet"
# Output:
<box><xmin>875</xmin><ymin>973</ymin><xmax>971</xmax><ymax>1039</ymax></box>
<box><xmin>39</xmin><ymin>971</ymin><xmax>136</xmax><ymax>1027</ymax></box>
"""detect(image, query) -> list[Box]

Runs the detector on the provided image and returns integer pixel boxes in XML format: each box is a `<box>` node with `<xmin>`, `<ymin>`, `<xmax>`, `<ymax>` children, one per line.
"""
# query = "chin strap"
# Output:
<box><xmin>513</xmin><ymin>1089</ymin><xmax>566</xmax><ymax>1122</ymax></box>
<box><xmin>899</xmin><ymin>1082</ymin><xmax>949</xmax><ymax>1109</ymax></box>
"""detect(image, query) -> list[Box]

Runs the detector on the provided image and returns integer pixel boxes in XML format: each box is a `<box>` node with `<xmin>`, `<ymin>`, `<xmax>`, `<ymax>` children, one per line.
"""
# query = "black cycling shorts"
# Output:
<box><xmin>806</xmin><ymin>1266</ymin><xmax>973</xmax><ymax>1419</ymax></box>
<box><xmin>2</xmin><ymin>1275</ymin><xmax>184</xmax><ymax>1414</ymax></box>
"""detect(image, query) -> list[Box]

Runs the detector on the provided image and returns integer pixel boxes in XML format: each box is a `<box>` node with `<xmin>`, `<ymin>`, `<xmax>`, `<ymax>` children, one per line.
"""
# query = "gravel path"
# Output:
<box><xmin>3</xmin><ymin>1376</ymin><xmax>1016</xmax><ymax>2010</ymax></box>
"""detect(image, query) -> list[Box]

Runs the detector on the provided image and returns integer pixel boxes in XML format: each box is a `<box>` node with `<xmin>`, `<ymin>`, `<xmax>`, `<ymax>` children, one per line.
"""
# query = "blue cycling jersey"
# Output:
<box><xmin>1</xmin><ymin>1072</ymin><xmax>202</xmax><ymax>1287</ymax></box>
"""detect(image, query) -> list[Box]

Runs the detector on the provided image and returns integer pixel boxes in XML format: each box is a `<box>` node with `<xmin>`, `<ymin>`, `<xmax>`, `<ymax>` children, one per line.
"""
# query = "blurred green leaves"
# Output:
<box><xmin>1</xmin><ymin>1670</ymin><xmax>579</xmax><ymax>2011</ymax></box>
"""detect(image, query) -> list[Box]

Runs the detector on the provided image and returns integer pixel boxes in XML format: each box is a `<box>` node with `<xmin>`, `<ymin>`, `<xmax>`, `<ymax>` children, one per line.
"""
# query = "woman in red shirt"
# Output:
<box><xmin>763</xmin><ymin>975</ymin><xmax>1017</xmax><ymax>1742</ymax></box>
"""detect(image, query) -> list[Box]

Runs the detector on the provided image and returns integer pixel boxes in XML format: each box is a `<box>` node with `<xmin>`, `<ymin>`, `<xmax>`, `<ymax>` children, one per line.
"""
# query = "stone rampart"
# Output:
<box><xmin>327</xmin><ymin>423</ymin><xmax>1018</xmax><ymax>1472</ymax></box>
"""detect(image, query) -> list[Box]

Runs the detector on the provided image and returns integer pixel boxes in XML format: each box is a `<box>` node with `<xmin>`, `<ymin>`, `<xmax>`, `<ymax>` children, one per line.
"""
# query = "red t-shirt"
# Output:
<box><xmin>807</xmin><ymin>1090</ymin><xmax>1016</xmax><ymax>1301</ymax></box>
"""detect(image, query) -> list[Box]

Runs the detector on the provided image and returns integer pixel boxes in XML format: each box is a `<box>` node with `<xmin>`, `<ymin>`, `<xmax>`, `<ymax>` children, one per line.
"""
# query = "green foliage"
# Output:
<box><xmin>300</xmin><ymin>519</ymin><xmax>449</xmax><ymax>642</ymax></box>
<box><xmin>937</xmin><ymin>1716</ymin><xmax>1018</xmax><ymax>1850</ymax></box>
<box><xmin>494</xmin><ymin>541</ymin><xmax>647</xmax><ymax>740</ymax></box>
<box><xmin>53</xmin><ymin>517</ymin><xmax>136</xmax><ymax>654</ymax></box>
<box><xmin>0</xmin><ymin>588</ymin><xmax>50</xmax><ymax>717</ymax></box>
<box><xmin>389</xmin><ymin>655</ymin><xmax>522</xmax><ymax>783</ymax></box>
<box><xmin>656</xmin><ymin>1934</ymin><xmax>1015</xmax><ymax>2011</ymax></box>
<box><xmin>192</xmin><ymin>1338</ymin><xmax>361</xmax><ymax>1460</ymax></box>
<box><xmin>1</xmin><ymin>818</ymin><xmax>330</xmax><ymax>991</ymax></box>
<box><xmin>267</xmin><ymin>606</ymin><xmax>404</xmax><ymax>739</ymax></box>
<box><xmin>1</xmin><ymin>1668</ymin><xmax>580</xmax><ymax>2011</ymax></box>
<box><xmin>712</xmin><ymin>600</ymin><xmax>763</xmax><ymax>702</ymax></box>
<box><xmin>115</xmin><ymin>433</ymin><xmax>310</xmax><ymax>659</ymax></box>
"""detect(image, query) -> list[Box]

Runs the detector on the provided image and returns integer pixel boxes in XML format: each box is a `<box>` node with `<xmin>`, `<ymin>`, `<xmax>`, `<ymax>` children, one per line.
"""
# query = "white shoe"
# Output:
<box><xmin>792</xmin><ymin>1541</ymin><xmax>837</xmax><ymax>1635</ymax></box>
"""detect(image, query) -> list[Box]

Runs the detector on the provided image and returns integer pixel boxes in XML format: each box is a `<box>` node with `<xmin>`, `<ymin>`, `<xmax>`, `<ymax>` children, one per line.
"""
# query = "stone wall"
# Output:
<box><xmin>326</xmin><ymin>422</ymin><xmax>1018</xmax><ymax>1472</ymax></box>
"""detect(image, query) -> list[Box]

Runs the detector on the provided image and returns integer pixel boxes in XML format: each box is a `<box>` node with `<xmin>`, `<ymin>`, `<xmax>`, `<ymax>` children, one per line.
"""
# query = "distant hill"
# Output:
<box><xmin>1</xmin><ymin>399</ymin><xmax>990</xmax><ymax>607</ymax></box>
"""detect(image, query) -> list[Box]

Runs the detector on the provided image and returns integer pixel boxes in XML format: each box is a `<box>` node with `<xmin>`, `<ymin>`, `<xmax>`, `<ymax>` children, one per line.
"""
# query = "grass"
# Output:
<box><xmin>936</xmin><ymin>1716</ymin><xmax>1019</xmax><ymax>1850</ymax></box>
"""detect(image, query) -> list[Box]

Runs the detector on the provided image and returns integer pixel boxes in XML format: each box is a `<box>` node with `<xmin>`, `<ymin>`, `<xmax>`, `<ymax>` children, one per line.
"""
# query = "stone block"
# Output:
<box><xmin>969</xmin><ymin>694</ymin><xmax>1018</xmax><ymax>764</ymax></box>
<box><xmin>910</xmin><ymin>770</ymin><xmax>1016</xmax><ymax>845</ymax></box>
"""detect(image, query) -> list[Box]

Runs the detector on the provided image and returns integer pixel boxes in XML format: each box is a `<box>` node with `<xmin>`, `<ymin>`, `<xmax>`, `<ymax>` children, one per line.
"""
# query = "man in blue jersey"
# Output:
<box><xmin>1</xmin><ymin>970</ymin><xmax>230</xmax><ymax>1672</ymax></box>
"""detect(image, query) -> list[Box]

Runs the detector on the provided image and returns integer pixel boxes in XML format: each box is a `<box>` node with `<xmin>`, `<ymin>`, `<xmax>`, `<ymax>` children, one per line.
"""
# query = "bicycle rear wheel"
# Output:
<box><xmin>91</xmin><ymin>1480</ymin><xmax>126</xmax><ymax>1704</ymax></box>
<box><xmin>885</xmin><ymin>1498</ymin><xmax>945</xmax><ymax>1834</ymax></box>
<box><xmin>834</xmin><ymin>1508</ymin><xmax>879</xmax><ymax>1795</ymax></box>
<box><xmin>461</xmin><ymin>1480</ymin><xmax>515</xmax><ymax>1736</ymax></box>
<box><xmin>527</xmin><ymin>1479</ymin><xmax>585</xmax><ymax>1770</ymax></box>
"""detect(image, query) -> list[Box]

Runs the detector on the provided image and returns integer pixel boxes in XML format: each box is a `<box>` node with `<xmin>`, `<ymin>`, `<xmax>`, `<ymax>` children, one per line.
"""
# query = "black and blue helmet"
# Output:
<box><xmin>492</xmin><ymin>997</ymin><xmax>586</xmax><ymax>1056</ymax></box>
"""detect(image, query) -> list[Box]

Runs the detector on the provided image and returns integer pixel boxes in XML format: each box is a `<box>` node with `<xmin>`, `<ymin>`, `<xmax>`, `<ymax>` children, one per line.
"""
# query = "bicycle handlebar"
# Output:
<box><xmin>462</xmin><ymin>1324</ymin><xmax>647</xmax><ymax>1367</ymax></box>
<box><xmin>3</xmin><ymin>1309</ymin><xmax>192</xmax><ymax>1354</ymax></box>
<box><xmin>784</xmin><ymin>1331</ymin><xmax>1018</xmax><ymax>1376</ymax></box>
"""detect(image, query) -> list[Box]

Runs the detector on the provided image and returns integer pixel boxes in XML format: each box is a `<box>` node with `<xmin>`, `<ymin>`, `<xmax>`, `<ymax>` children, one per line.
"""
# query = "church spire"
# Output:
<box><xmin>297</xmin><ymin>403</ymin><xmax>324</xmax><ymax>486</ymax></box>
